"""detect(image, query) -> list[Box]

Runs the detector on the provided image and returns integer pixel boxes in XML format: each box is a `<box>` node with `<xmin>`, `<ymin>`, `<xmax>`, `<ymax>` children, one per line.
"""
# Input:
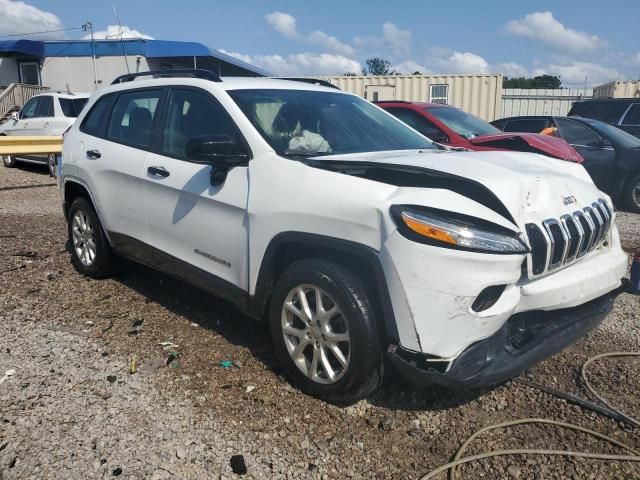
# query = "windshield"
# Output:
<box><xmin>228</xmin><ymin>89</ymin><xmax>435</xmax><ymax>156</ymax></box>
<box><xmin>428</xmin><ymin>107</ymin><xmax>500</xmax><ymax>139</ymax></box>
<box><xmin>59</xmin><ymin>98</ymin><xmax>89</xmax><ymax>117</ymax></box>
<box><xmin>583</xmin><ymin>118</ymin><xmax>640</xmax><ymax>149</ymax></box>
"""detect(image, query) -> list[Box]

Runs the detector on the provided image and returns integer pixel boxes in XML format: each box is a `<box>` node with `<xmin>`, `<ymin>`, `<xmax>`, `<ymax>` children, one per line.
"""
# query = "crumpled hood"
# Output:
<box><xmin>310</xmin><ymin>149</ymin><xmax>605</xmax><ymax>228</ymax></box>
<box><xmin>469</xmin><ymin>132</ymin><xmax>583</xmax><ymax>163</ymax></box>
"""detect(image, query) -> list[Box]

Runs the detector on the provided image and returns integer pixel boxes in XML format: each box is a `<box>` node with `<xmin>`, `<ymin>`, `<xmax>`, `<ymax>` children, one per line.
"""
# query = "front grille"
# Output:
<box><xmin>525</xmin><ymin>198</ymin><xmax>612</xmax><ymax>277</ymax></box>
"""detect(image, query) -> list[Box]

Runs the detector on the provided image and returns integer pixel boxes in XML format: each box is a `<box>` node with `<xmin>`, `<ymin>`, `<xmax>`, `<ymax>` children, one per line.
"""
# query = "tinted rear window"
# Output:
<box><xmin>503</xmin><ymin>118</ymin><xmax>549</xmax><ymax>133</ymax></box>
<box><xmin>569</xmin><ymin>101</ymin><xmax>630</xmax><ymax>124</ymax></box>
<box><xmin>60</xmin><ymin>98</ymin><xmax>89</xmax><ymax>117</ymax></box>
<box><xmin>80</xmin><ymin>96</ymin><xmax>113</xmax><ymax>137</ymax></box>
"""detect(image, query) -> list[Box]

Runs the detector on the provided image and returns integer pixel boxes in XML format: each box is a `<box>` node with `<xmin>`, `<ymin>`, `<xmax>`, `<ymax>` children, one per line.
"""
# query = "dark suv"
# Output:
<box><xmin>568</xmin><ymin>99</ymin><xmax>640</xmax><ymax>139</ymax></box>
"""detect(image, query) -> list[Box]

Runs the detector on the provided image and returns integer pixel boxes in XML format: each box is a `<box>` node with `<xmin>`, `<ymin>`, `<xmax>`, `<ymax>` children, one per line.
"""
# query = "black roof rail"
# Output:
<box><xmin>275</xmin><ymin>77</ymin><xmax>340</xmax><ymax>90</ymax></box>
<box><xmin>111</xmin><ymin>69</ymin><xmax>222</xmax><ymax>85</ymax></box>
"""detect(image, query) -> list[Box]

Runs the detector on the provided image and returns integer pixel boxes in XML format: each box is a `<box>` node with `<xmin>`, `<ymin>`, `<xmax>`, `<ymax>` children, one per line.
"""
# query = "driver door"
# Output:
<box><xmin>144</xmin><ymin>87</ymin><xmax>250</xmax><ymax>291</ymax></box>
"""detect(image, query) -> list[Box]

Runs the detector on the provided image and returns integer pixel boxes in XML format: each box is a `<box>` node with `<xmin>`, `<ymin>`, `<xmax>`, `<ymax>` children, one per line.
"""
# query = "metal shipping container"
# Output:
<box><xmin>501</xmin><ymin>88</ymin><xmax>593</xmax><ymax>118</ymax></box>
<box><xmin>593</xmin><ymin>80</ymin><xmax>640</xmax><ymax>99</ymax></box>
<box><xmin>324</xmin><ymin>74</ymin><xmax>503</xmax><ymax>121</ymax></box>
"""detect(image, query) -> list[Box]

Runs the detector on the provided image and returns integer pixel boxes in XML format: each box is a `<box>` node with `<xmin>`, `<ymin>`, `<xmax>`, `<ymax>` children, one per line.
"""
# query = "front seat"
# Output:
<box><xmin>127</xmin><ymin>107</ymin><xmax>152</xmax><ymax>146</ymax></box>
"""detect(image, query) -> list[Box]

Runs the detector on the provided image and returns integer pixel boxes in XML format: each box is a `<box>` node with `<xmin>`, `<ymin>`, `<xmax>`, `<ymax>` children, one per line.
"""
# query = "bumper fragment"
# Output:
<box><xmin>387</xmin><ymin>281</ymin><xmax>628</xmax><ymax>389</ymax></box>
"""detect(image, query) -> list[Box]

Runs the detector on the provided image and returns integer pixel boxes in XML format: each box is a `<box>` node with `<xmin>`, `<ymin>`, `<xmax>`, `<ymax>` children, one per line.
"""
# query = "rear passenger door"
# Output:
<box><xmin>77</xmin><ymin>88</ymin><xmax>163</xmax><ymax>254</ymax></box>
<box><xmin>555</xmin><ymin>118</ymin><xmax>615</xmax><ymax>192</ymax></box>
<box><xmin>144</xmin><ymin>87</ymin><xmax>250</xmax><ymax>291</ymax></box>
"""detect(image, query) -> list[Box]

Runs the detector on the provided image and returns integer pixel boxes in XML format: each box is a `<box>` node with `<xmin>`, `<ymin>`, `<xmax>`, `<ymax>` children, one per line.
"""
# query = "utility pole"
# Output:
<box><xmin>82</xmin><ymin>22</ymin><xmax>98</xmax><ymax>89</ymax></box>
<box><xmin>113</xmin><ymin>6</ymin><xmax>130</xmax><ymax>74</ymax></box>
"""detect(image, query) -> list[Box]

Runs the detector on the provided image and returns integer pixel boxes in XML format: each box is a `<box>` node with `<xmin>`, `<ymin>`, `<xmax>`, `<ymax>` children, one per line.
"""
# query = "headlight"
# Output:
<box><xmin>391</xmin><ymin>206</ymin><xmax>528</xmax><ymax>254</ymax></box>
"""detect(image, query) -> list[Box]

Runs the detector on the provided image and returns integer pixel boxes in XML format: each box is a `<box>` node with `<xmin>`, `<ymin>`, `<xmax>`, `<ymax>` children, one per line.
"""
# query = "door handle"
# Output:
<box><xmin>148</xmin><ymin>166</ymin><xmax>170</xmax><ymax>178</ymax></box>
<box><xmin>86</xmin><ymin>149</ymin><xmax>101</xmax><ymax>159</ymax></box>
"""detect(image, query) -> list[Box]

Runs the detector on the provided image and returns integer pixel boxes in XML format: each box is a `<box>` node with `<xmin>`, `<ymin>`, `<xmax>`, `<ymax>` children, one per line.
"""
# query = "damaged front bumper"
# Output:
<box><xmin>386</xmin><ymin>281</ymin><xmax>628</xmax><ymax>388</ymax></box>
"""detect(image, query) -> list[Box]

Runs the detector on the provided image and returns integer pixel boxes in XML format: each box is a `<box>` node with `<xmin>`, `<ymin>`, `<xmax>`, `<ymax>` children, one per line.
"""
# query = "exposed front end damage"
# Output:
<box><xmin>307</xmin><ymin>150</ymin><xmax>629</xmax><ymax>387</ymax></box>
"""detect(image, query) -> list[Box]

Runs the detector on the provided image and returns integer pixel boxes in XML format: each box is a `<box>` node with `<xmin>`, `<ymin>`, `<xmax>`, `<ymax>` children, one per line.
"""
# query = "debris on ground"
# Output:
<box><xmin>220</xmin><ymin>360</ymin><xmax>234</xmax><ymax>370</ymax></box>
<box><xmin>0</xmin><ymin>368</ymin><xmax>16</xmax><ymax>385</ymax></box>
<box><xmin>230</xmin><ymin>454</ymin><xmax>247</xmax><ymax>475</ymax></box>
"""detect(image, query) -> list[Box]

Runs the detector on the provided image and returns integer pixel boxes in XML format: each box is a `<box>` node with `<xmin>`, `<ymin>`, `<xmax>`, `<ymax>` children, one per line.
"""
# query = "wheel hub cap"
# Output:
<box><xmin>71</xmin><ymin>210</ymin><xmax>97</xmax><ymax>267</ymax></box>
<box><xmin>281</xmin><ymin>284</ymin><xmax>351</xmax><ymax>384</ymax></box>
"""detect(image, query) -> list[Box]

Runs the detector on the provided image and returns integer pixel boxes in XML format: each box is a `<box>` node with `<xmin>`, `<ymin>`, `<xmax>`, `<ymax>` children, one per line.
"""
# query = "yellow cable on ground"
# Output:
<box><xmin>419</xmin><ymin>352</ymin><xmax>640</xmax><ymax>479</ymax></box>
<box><xmin>581</xmin><ymin>352</ymin><xmax>640</xmax><ymax>428</ymax></box>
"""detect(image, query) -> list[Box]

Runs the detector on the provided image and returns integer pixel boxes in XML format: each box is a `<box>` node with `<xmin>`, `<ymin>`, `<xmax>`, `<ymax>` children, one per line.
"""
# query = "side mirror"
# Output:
<box><xmin>600</xmin><ymin>138</ymin><xmax>614</xmax><ymax>149</ymax></box>
<box><xmin>185</xmin><ymin>134</ymin><xmax>249</xmax><ymax>185</ymax></box>
<box><xmin>11</xmin><ymin>112</ymin><xmax>19</xmax><ymax>121</ymax></box>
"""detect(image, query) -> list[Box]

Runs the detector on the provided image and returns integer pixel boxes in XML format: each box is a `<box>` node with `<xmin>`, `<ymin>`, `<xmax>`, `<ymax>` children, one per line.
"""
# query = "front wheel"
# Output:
<box><xmin>623</xmin><ymin>173</ymin><xmax>640</xmax><ymax>214</ymax></box>
<box><xmin>270</xmin><ymin>259</ymin><xmax>383</xmax><ymax>404</ymax></box>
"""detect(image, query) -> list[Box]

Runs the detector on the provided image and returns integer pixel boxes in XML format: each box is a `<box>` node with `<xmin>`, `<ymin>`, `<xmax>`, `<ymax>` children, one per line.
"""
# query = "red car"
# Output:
<box><xmin>377</xmin><ymin>101</ymin><xmax>583</xmax><ymax>163</ymax></box>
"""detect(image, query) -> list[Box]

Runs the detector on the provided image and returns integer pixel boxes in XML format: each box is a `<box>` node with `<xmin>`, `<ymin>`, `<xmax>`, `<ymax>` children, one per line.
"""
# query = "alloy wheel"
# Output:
<box><xmin>281</xmin><ymin>284</ymin><xmax>351</xmax><ymax>384</ymax></box>
<box><xmin>71</xmin><ymin>210</ymin><xmax>97</xmax><ymax>266</ymax></box>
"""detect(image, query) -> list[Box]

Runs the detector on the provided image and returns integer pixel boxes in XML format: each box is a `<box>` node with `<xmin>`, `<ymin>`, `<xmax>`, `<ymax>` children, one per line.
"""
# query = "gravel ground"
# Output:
<box><xmin>1</xmin><ymin>164</ymin><xmax>639</xmax><ymax>479</ymax></box>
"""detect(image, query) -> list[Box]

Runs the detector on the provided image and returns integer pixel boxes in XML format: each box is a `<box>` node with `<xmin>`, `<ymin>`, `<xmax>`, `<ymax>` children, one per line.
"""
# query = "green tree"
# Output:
<box><xmin>362</xmin><ymin>58</ymin><xmax>393</xmax><ymax>76</ymax></box>
<box><xmin>504</xmin><ymin>75</ymin><xmax>562</xmax><ymax>89</ymax></box>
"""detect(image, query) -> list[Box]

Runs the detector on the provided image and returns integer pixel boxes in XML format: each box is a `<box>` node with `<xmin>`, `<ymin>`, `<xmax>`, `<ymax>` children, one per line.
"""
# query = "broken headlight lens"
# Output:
<box><xmin>391</xmin><ymin>206</ymin><xmax>528</xmax><ymax>254</ymax></box>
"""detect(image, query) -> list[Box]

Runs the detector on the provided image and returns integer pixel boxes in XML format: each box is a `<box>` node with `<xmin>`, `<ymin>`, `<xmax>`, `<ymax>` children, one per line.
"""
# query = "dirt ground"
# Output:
<box><xmin>1</xmin><ymin>164</ymin><xmax>639</xmax><ymax>479</ymax></box>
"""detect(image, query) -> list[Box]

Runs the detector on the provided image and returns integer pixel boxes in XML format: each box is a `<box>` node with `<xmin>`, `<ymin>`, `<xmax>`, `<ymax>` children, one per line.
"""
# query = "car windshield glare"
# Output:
<box><xmin>228</xmin><ymin>89</ymin><xmax>435</xmax><ymax>157</ymax></box>
<box><xmin>428</xmin><ymin>107</ymin><xmax>500</xmax><ymax>139</ymax></box>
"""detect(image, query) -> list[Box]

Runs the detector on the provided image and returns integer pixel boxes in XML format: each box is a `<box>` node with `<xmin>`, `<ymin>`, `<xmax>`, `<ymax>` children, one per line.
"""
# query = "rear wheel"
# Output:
<box><xmin>623</xmin><ymin>173</ymin><xmax>640</xmax><ymax>214</ymax></box>
<box><xmin>67</xmin><ymin>197</ymin><xmax>115</xmax><ymax>278</ymax></box>
<box><xmin>270</xmin><ymin>259</ymin><xmax>383</xmax><ymax>404</ymax></box>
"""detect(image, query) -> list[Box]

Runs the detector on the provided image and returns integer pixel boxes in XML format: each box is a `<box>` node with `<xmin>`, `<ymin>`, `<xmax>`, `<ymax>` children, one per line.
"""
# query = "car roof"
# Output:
<box><xmin>99</xmin><ymin>76</ymin><xmax>346</xmax><ymax>96</ymax></box>
<box><xmin>34</xmin><ymin>91</ymin><xmax>90</xmax><ymax>99</ymax></box>
<box><xmin>574</xmin><ymin>98</ymin><xmax>638</xmax><ymax>103</ymax></box>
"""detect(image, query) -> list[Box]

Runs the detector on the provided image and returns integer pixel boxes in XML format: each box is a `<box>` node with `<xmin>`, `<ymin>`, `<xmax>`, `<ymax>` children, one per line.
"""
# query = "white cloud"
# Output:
<box><xmin>431</xmin><ymin>51</ymin><xmax>490</xmax><ymax>74</ymax></box>
<box><xmin>308</xmin><ymin>30</ymin><xmax>354</xmax><ymax>56</ymax></box>
<box><xmin>83</xmin><ymin>25</ymin><xmax>153</xmax><ymax>40</ymax></box>
<box><xmin>382</xmin><ymin>22</ymin><xmax>411</xmax><ymax>55</ymax></box>
<box><xmin>0</xmin><ymin>0</ymin><xmax>63</xmax><ymax>40</ymax></box>
<box><xmin>505</xmin><ymin>11</ymin><xmax>603</xmax><ymax>53</ymax></box>
<box><xmin>393</xmin><ymin>60</ymin><xmax>430</xmax><ymax>74</ymax></box>
<box><xmin>534</xmin><ymin>61</ymin><xmax>619</xmax><ymax>87</ymax></box>
<box><xmin>494</xmin><ymin>62</ymin><xmax>532</xmax><ymax>77</ymax></box>
<box><xmin>265</xmin><ymin>11</ymin><xmax>353</xmax><ymax>55</ymax></box>
<box><xmin>220</xmin><ymin>50</ymin><xmax>360</xmax><ymax>76</ymax></box>
<box><xmin>629</xmin><ymin>52</ymin><xmax>640</xmax><ymax>67</ymax></box>
<box><xmin>265</xmin><ymin>11</ymin><xmax>298</xmax><ymax>38</ymax></box>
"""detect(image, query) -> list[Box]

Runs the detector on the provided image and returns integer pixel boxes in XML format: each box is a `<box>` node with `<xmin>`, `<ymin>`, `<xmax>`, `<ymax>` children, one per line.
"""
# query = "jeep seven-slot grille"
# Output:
<box><xmin>525</xmin><ymin>199</ymin><xmax>612</xmax><ymax>277</ymax></box>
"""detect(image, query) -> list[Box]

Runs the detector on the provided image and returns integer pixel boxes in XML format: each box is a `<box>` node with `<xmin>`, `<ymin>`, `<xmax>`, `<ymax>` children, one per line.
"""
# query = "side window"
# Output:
<box><xmin>385</xmin><ymin>107</ymin><xmax>449</xmax><ymax>142</ymax></box>
<box><xmin>503</xmin><ymin>118</ymin><xmax>548</xmax><ymax>133</ymax></box>
<box><xmin>20</xmin><ymin>97</ymin><xmax>40</xmax><ymax>119</ymax></box>
<box><xmin>621</xmin><ymin>104</ymin><xmax>640</xmax><ymax>126</ymax></box>
<box><xmin>571</xmin><ymin>102</ymin><xmax>629</xmax><ymax>124</ymax></box>
<box><xmin>161</xmin><ymin>88</ymin><xmax>239</xmax><ymax>159</ymax></box>
<box><xmin>556</xmin><ymin>118</ymin><xmax>602</xmax><ymax>147</ymax></box>
<box><xmin>492</xmin><ymin>119</ymin><xmax>506</xmax><ymax>131</ymax></box>
<box><xmin>36</xmin><ymin>96</ymin><xmax>54</xmax><ymax>117</ymax></box>
<box><xmin>80</xmin><ymin>96</ymin><xmax>114</xmax><ymax>138</ymax></box>
<box><xmin>106</xmin><ymin>89</ymin><xmax>162</xmax><ymax>148</ymax></box>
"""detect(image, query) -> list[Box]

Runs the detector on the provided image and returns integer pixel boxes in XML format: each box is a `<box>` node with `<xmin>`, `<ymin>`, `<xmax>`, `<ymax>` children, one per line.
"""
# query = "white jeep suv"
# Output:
<box><xmin>1</xmin><ymin>91</ymin><xmax>89</xmax><ymax>175</ymax></box>
<box><xmin>58</xmin><ymin>70</ymin><xmax>629</xmax><ymax>403</ymax></box>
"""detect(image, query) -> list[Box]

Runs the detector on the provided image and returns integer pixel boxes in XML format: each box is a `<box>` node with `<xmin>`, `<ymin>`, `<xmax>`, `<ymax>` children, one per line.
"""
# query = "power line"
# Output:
<box><xmin>0</xmin><ymin>26</ymin><xmax>82</xmax><ymax>39</ymax></box>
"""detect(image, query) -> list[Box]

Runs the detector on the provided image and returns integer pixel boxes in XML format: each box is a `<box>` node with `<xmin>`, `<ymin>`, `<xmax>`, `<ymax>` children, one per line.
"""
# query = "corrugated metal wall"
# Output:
<box><xmin>325</xmin><ymin>74</ymin><xmax>503</xmax><ymax>121</ymax></box>
<box><xmin>500</xmin><ymin>89</ymin><xmax>592</xmax><ymax>118</ymax></box>
<box><xmin>593</xmin><ymin>81</ymin><xmax>640</xmax><ymax>98</ymax></box>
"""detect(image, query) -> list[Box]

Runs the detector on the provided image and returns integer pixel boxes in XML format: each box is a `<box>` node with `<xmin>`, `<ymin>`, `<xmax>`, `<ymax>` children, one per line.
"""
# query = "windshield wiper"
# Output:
<box><xmin>283</xmin><ymin>150</ymin><xmax>334</xmax><ymax>157</ymax></box>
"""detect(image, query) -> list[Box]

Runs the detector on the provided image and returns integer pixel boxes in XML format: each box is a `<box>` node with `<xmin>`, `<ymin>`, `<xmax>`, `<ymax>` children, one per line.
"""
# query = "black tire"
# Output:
<box><xmin>2</xmin><ymin>155</ymin><xmax>18</xmax><ymax>168</ymax></box>
<box><xmin>623</xmin><ymin>172</ymin><xmax>640</xmax><ymax>214</ymax></box>
<box><xmin>67</xmin><ymin>197</ymin><xmax>114</xmax><ymax>278</ymax></box>
<box><xmin>269</xmin><ymin>259</ymin><xmax>383</xmax><ymax>404</ymax></box>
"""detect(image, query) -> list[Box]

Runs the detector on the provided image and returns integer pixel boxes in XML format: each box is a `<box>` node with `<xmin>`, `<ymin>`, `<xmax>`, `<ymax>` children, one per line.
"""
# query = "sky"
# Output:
<box><xmin>1</xmin><ymin>0</ymin><xmax>639</xmax><ymax>87</ymax></box>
